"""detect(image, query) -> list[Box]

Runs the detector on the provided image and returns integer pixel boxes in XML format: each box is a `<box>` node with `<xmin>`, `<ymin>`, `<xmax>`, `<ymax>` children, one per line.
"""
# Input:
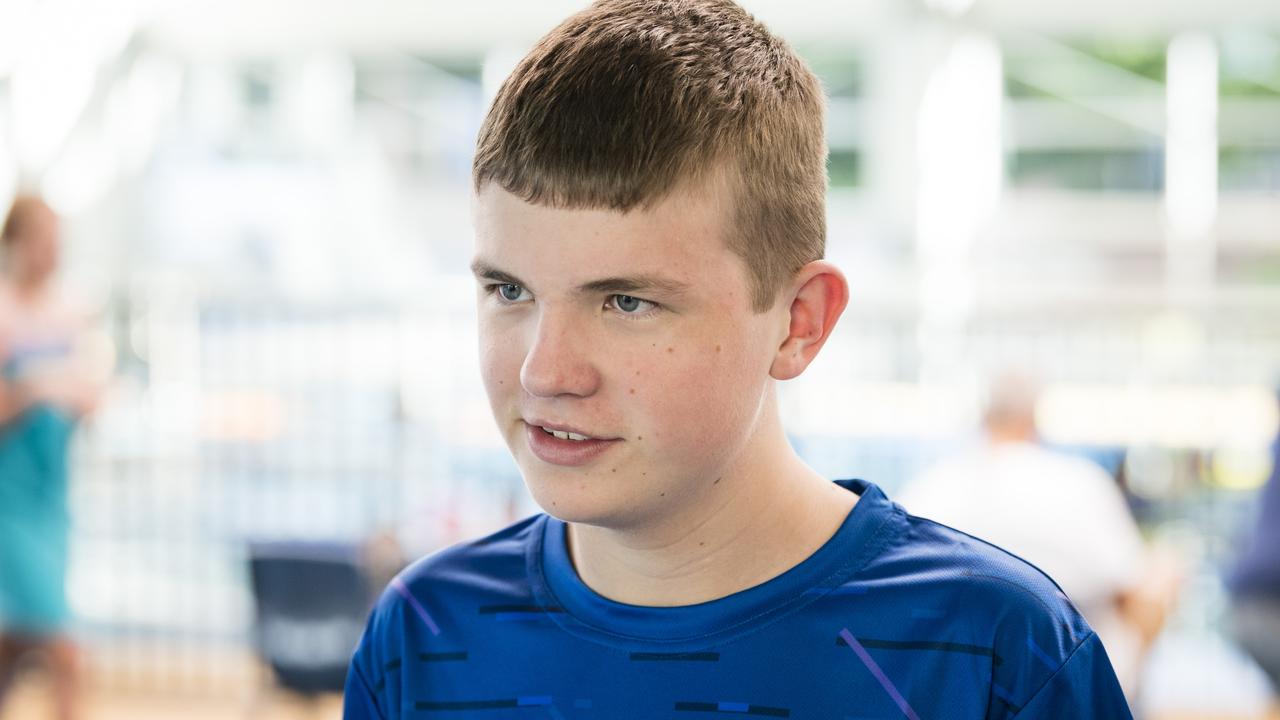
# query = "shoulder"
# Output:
<box><xmin>348</xmin><ymin>514</ymin><xmax>547</xmax><ymax>715</ymax></box>
<box><xmin>890</xmin><ymin>507</ymin><xmax>1089</xmax><ymax>631</ymax></box>
<box><xmin>356</xmin><ymin>514</ymin><xmax>546</xmax><ymax>655</ymax></box>
<box><xmin>1024</xmin><ymin>444</ymin><xmax>1111</xmax><ymax>478</ymax></box>
<box><xmin>392</xmin><ymin>512</ymin><xmax>544</xmax><ymax>596</ymax></box>
<box><xmin>876</xmin><ymin>507</ymin><xmax>1117</xmax><ymax>712</ymax></box>
<box><xmin>49</xmin><ymin>284</ymin><xmax>94</xmax><ymax>326</ymax></box>
<box><xmin>31</xmin><ymin>285</ymin><xmax>91</xmax><ymax>333</ymax></box>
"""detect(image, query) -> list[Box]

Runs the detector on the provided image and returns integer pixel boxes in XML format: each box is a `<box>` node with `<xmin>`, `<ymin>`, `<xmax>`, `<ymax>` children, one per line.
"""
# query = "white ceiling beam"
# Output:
<box><xmin>140</xmin><ymin>0</ymin><xmax>1280</xmax><ymax>59</ymax></box>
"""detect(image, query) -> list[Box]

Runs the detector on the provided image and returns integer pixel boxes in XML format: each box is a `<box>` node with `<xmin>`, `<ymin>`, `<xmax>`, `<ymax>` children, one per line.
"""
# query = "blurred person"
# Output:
<box><xmin>898</xmin><ymin>370</ymin><xmax>1182</xmax><ymax>702</ymax></box>
<box><xmin>344</xmin><ymin>2</ymin><xmax>1132</xmax><ymax>718</ymax></box>
<box><xmin>0</xmin><ymin>194</ymin><xmax>103</xmax><ymax>720</ymax></box>
<box><xmin>1228</xmin><ymin>390</ymin><xmax>1280</xmax><ymax>718</ymax></box>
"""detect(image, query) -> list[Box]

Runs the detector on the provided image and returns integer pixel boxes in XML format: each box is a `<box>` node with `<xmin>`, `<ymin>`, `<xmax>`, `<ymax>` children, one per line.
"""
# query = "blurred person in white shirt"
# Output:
<box><xmin>897</xmin><ymin>370</ymin><xmax>1181</xmax><ymax>703</ymax></box>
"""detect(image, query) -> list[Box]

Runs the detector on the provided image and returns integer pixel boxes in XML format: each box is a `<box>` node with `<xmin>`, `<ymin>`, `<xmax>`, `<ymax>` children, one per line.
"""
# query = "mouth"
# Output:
<box><xmin>537</xmin><ymin>426</ymin><xmax>594</xmax><ymax>442</ymax></box>
<box><xmin>522</xmin><ymin>420</ymin><xmax>621</xmax><ymax>467</ymax></box>
<box><xmin>526</xmin><ymin>419</ymin><xmax>608</xmax><ymax>442</ymax></box>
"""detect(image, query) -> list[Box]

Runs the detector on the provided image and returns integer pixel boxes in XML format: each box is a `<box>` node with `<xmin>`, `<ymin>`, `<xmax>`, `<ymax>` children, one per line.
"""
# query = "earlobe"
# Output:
<box><xmin>768</xmin><ymin>261</ymin><xmax>849</xmax><ymax>381</ymax></box>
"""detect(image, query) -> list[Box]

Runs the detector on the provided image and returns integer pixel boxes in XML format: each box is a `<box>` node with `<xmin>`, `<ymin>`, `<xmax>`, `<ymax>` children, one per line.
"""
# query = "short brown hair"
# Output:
<box><xmin>473</xmin><ymin>0</ymin><xmax>827</xmax><ymax>311</ymax></box>
<box><xmin>2</xmin><ymin>194</ymin><xmax>49</xmax><ymax>248</ymax></box>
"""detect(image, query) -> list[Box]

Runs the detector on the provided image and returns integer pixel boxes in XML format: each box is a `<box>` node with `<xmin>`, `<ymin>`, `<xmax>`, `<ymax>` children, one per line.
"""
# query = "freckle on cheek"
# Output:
<box><xmin>667</xmin><ymin>347</ymin><xmax>674</xmax><ymax>353</ymax></box>
<box><xmin>629</xmin><ymin>388</ymin><xmax>636</xmax><ymax>395</ymax></box>
<box><xmin>715</xmin><ymin>345</ymin><xmax>721</xmax><ymax>353</ymax></box>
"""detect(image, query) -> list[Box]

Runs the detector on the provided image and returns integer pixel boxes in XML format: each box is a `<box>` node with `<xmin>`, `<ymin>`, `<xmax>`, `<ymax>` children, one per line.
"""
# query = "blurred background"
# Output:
<box><xmin>0</xmin><ymin>0</ymin><xmax>1278</xmax><ymax>717</ymax></box>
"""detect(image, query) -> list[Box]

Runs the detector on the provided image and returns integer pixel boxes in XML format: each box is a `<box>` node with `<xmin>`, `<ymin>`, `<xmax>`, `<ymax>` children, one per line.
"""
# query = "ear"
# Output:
<box><xmin>769</xmin><ymin>261</ymin><xmax>849</xmax><ymax>381</ymax></box>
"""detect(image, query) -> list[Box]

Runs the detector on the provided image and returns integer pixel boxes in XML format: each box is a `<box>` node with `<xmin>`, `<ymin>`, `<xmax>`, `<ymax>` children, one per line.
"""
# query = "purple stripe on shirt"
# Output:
<box><xmin>391</xmin><ymin>576</ymin><xmax>441</xmax><ymax>636</ymax></box>
<box><xmin>839</xmin><ymin>628</ymin><xmax>922</xmax><ymax>720</ymax></box>
<box><xmin>1025</xmin><ymin>636</ymin><xmax>1058</xmax><ymax>672</ymax></box>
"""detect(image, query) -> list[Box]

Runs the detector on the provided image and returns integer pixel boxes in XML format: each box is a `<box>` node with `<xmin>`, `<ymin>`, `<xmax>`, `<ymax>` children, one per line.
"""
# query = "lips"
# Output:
<box><xmin>525</xmin><ymin>418</ymin><xmax>611</xmax><ymax>440</ymax></box>
<box><xmin>523</xmin><ymin>421</ymin><xmax>621</xmax><ymax>467</ymax></box>
<box><xmin>538</xmin><ymin>425</ymin><xmax>593</xmax><ymax>442</ymax></box>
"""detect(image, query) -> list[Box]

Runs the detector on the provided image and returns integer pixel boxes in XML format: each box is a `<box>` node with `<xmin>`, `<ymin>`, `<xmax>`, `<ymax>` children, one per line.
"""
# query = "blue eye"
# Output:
<box><xmin>614</xmin><ymin>295</ymin><xmax>642</xmax><ymax>313</ymax></box>
<box><xmin>608</xmin><ymin>294</ymin><xmax>656</xmax><ymax>316</ymax></box>
<box><xmin>498</xmin><ymin>284</ymin><xmax>526</xmax><ymax>302</ymax></box>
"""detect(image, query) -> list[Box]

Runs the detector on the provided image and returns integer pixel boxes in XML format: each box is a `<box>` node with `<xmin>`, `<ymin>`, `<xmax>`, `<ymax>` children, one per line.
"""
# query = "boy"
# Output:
<box><xmin>344</xmin><ymin>1</ymin><xmax>1133</xmax><ymax>717</ymax></box>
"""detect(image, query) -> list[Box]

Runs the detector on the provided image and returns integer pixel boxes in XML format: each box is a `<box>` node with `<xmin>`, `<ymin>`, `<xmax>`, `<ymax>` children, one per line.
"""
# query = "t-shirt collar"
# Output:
<box><xmin>529</xmin><ymin>479</ymin><xmax>899</xmax><ymax>650</ymax></box>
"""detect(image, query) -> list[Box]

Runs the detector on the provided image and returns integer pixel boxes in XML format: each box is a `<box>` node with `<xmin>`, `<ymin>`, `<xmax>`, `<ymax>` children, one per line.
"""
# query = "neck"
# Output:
<box><xmin>986</xmin><ymin>425</ymin><xmax>1036</xmax><ymax>445</ymax></box>
<box><xmin>566</xmin><ymin>401</ymin><xmax>857</xmax><ymax>607</ymax></box>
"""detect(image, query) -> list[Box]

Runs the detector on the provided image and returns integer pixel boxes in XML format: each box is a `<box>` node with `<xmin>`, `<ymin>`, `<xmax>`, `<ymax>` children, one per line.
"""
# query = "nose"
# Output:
<box><xmin>519</xmin><ymin>309</ymin><xmax>602</xmax><ymax>399</ymax></box>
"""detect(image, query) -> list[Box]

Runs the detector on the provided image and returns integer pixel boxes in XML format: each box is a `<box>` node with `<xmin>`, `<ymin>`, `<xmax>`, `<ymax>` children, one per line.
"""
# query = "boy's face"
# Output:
<box><xmin>472</xmin><ymin>181</ymin><xmax>788</xmax><ymax>528</ymax></box>
<box><xmin>11</xmin><ymin>203</ymin><xmax>60</xmax><ymax>281</ymax></box>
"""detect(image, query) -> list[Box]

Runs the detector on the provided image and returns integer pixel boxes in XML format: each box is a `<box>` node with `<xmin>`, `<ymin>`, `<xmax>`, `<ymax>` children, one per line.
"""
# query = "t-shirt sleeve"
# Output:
<box><xmin>343</xmin><ymin>652</ymin><xmax>387</xmax><ymax>720</ymax></box>
<box><xmin>343</xmin><ymin>591</ymin><xmax>396</xmax><ymax>720</ymax></box>
<box><xmin>1010</xmin><ymin>632</ymin><xmax>1132</xmax><ymax>719</ymax></box>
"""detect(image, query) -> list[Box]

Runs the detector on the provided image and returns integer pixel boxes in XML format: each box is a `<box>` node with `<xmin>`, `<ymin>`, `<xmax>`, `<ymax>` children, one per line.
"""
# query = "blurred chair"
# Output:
<box><xmin>247</xmin><ymin>541</ymin><xmax>371</xmax><ymax>714</ymax></box>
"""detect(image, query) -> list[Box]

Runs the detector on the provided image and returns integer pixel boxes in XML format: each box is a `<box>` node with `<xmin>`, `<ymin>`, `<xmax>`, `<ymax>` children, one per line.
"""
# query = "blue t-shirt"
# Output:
<box><xmin>344</xmin><ymin>480</ymin><xmax>1132</xmax><ymax>719</ymax></box>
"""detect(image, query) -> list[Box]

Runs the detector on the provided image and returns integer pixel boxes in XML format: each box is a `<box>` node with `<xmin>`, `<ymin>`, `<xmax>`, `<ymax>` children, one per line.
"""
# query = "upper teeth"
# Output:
<box><xmin>545</xmin><ymin>427</ymin><xmax>590</xmax><ymax>441</ymax></box>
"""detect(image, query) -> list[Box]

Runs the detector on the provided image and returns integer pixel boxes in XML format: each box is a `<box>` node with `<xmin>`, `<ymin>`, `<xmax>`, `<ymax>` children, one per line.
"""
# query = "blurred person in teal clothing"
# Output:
<box><xmin>0</xmin><ymin>194</ymin><xmax>104</xmax><ymax>720</ymax></box>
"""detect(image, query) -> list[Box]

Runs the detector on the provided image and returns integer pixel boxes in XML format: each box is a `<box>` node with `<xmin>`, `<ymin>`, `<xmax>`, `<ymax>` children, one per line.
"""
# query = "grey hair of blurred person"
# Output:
<box><xmin>982</xmin><ymin>368</ymin><xmax>1043</xmax><ymax>442</ymax></box>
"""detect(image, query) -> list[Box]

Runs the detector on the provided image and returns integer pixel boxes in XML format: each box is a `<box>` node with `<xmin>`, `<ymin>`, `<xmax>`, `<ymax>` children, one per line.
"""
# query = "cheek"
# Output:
<box><xmin>629</xmin><ymin>335</ymin><xmax>767</xmax><ymax>454</ymax></box>
<box><xmin>477</xmin><ymin>316</ymin><xmax>525</xmax><ymax>397</ymax></box>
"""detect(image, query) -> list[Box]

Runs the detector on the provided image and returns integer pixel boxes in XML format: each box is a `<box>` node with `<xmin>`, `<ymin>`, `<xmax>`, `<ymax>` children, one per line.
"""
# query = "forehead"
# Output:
<box><xmin>471</xmin><ymin>183</ymin><xmax>744</xmax><ymax>290</ymax></box>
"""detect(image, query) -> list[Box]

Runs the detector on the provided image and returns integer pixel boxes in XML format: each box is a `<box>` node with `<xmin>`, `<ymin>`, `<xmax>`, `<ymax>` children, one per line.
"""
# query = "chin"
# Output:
<box><xmin>519</xmin><ymin>468</ymin><xmax>646</xmax><ymax>528</ymax></box>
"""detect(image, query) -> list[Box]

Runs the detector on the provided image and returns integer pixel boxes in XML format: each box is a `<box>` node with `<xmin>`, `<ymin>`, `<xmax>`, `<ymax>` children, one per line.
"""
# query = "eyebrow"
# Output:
<box><xmin>470</xmin><ymin>259</ymin><xmax>691</xmax><ymax>299</ymax></box>
<box><xmin>470</xmin><ymin>260</ymin><xmax>525</xmax><ymax>288</ymax></box>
